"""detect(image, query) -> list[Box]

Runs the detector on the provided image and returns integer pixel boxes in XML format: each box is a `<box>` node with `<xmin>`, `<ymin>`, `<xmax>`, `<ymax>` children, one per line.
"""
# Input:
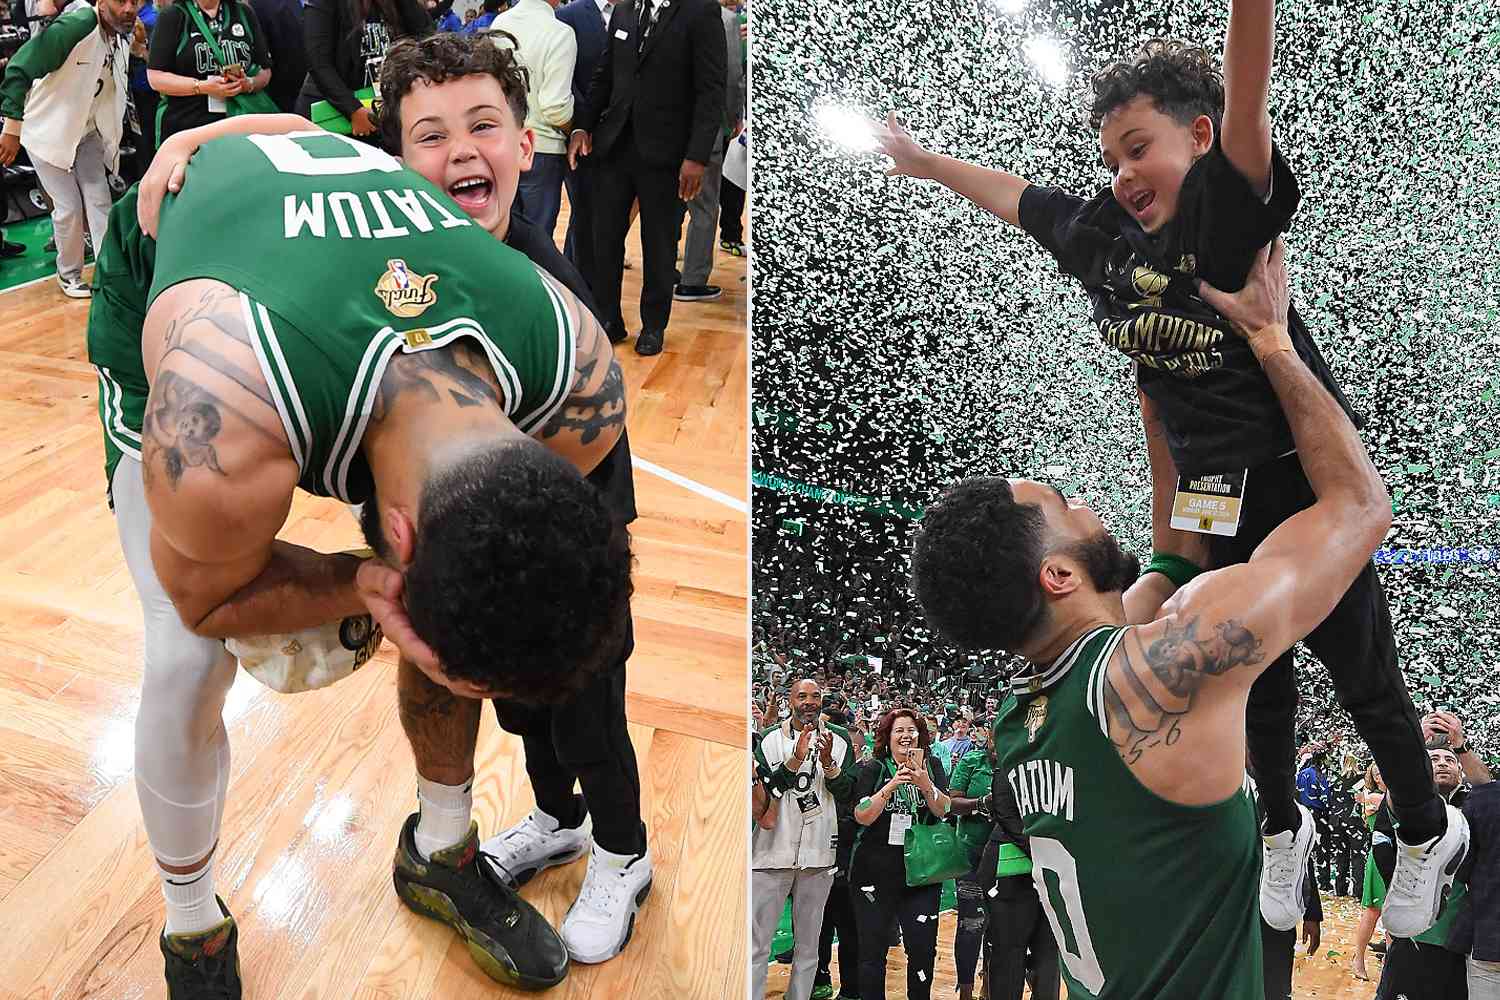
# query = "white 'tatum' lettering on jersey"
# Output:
<box><xmin>1009</xmin><ymin>760</ymin><xmax>1075</xmax><ymax>822</ymax></box>
<box><xmin>282</xmin><ymin>188</ymin><xmax>470</xmax><ymax>240</ymax></box>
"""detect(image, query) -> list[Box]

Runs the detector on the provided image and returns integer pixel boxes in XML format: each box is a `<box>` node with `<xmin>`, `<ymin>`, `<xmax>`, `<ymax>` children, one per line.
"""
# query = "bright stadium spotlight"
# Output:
<box><xmin>1023</xmin><ymin>35</ymin><xmax>1069</xmax><ymax>88</ymax></box>
<box><xmin>814</xmin><ymin>102</ymin><xmax>878</xmax><ymax>153</ymax></box>
<box><xmin>992</xmin><ymin>0</ymin><xmax>1026</xmax><ymax>14</ymax></box>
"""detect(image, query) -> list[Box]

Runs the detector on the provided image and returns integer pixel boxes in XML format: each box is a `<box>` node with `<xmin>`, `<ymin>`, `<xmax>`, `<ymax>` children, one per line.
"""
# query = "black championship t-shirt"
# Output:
<box><xmin>149</xmin><ymin>0</ymin><xmax>272</xmax><ymax>143</ymax></box>
<box><xmin>851</xmin><ymin>754</ymin><xmax>950</xmax><ymax>875</ymax></box>
<box><xmin>505</xmin><ymin>207</ymin><xmax>638</xmax><ymax>524</ymax></box>
<box><xmin>358</xmin><ymin>11</ymin><xmax>392</xmax><ymax>90</ymax></box>
<box><xmin>1018</xmin><ymin>142</ymin><xmax>1362</xmax><ymax>474</ymax></box>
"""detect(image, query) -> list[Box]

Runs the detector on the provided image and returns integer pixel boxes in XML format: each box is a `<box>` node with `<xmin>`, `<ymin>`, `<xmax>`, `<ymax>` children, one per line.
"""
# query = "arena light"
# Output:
<box><xmin>992</xmin><ymin>0</ymin><xmax>1026</xmax><ymax>13</ymax></box>
<box><xmin>814</xmin><ymin>102</ymin><xmax>878</xmax><ymax>153</ymax></box>
<box><xmin>1023</xmin><ymin>35</ymin><xmax>1070</xmax><ymax>88</ymax></box>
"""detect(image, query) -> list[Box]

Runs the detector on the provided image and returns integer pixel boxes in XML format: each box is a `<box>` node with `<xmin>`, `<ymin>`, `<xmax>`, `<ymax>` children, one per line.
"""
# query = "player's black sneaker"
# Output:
<box><xmin>160</xmin><ymin>897</ymin><xmax>242</xmax><ymax>999</ymax></box>
<box><xmin>393</xmin><ymin>813</ymin><xmax>570</xmax><ymax>990</ymax></box>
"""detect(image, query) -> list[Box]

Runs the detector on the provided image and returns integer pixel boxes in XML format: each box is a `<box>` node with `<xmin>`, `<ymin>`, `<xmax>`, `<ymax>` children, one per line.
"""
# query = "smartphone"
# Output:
<box><xmin>221</xmin><ymin>63</ymin><xmax>244</xmax><ymax>79</ymax></box>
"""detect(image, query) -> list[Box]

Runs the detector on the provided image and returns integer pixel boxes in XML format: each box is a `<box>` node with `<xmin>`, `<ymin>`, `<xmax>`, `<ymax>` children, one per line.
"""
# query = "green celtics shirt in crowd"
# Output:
<box><xmin>991</xmin><ymin>625</ymin><xmax>1263</xmax><ymax>1000</ymax></box>
<box><xmin>89</xmin><ymin>131</ymin><xmax>576</xmax><ymax>505</ymax></box>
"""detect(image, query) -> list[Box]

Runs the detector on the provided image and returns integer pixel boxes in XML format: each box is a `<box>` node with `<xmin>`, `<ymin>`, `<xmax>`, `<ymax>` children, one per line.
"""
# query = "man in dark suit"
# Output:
<box><xmin>567</xmin><ymin>0</ymin><xmax>725</xmax><ymax>356</ymax></box>
<box><xmin>554</xmin><ymin>0</ymin><xmax>609</xmax><ymax>301</ymax></box>
<box><xmin>248</xmin><ymin>0</ymin><xmax>309</xmax><ymax>114</ymax></box>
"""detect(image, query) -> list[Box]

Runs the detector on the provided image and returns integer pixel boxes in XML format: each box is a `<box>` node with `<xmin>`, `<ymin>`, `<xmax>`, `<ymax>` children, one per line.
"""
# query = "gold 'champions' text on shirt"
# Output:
<box><xmin>1008</xmin><ymin>759</ymin><xmax>1076</xmax><ymax>821</ymax></box>
<box><xmin>283</xmin><ymin>188</ymin><xmax>474</xmax><ymax>241</ymax></box>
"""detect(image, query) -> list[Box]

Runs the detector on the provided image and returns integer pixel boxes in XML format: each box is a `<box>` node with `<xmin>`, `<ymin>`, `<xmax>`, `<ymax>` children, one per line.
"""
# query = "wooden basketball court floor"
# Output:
<box><xmin>0</xmin><ymin>207</ymin><xmax>749</xmax><ymax>999</ymax></box>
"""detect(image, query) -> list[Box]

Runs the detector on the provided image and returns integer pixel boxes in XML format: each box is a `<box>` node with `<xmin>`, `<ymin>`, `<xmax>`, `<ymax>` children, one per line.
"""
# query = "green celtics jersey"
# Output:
<box><xmin>88</xmin><ymin>131</ymin><xmax>577</xmax><ymax>504</ymax></box>
<box><xmin>992</xmin><ymin>625</ymin><xmax>1263</xmax><ymax>1000</ymax></box>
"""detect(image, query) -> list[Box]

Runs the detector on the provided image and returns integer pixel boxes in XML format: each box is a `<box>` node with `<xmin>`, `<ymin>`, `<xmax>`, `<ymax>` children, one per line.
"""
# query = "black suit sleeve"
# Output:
<box><xmin>575</xmin><ymin>3</ymin><xmax>617</xmax><ymax>133</ymax></box>
<box><xmin>242</xmin><ymin>3</ymin><xmax>272</xmax><ymax>72</ymax></box>
<box><xmin>397</xmin><ymin>0</ymin><xmax>433</xmax><ymax>39</ymax></box>
<box><xmin>683</xmin><ymin>0</ymin><xmax>724</xmax><ymax>164</ymax></box>
<box><xmin>301</xmin><ymin>0</ymin><xmax>358</xmax><ymax>117</ymax></box>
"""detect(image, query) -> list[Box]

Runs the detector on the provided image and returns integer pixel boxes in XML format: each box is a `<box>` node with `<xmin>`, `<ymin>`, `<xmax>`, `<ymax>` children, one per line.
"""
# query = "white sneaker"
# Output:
<box><xmin>561</xmin><ymin>843</ymin><xmax>653</xmax><ymax>963</ymax></box>
<box><xmin>479</xmin><ymin>808</ymin><xmax>592</xmax><ymax>889</ymax></box>
<box><xmin>1383</xmin><ymin>804</ymin><xmax>1470</xmax><ymax>938</ymax></box>
<box><xmin>1261</xmin><ymin>802</ymin><xmax>1317</xmax><ymax>932</ymax></box>
<box><xmin>57</xmin><ymin>275</ymin><xmax>90</xmax><ymax>299</ymax></box>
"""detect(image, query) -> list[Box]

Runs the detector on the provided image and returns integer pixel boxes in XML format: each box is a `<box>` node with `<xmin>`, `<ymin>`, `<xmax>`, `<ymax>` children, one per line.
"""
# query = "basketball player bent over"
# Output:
<box><xmin>909</xmin><ymin>241</ymin><xmax>1468</xmax><ymax>999</ymax></box>
<box><xmin>90</xmin><ymin>132</ymin><xmax>628</xmax><ymax>996</ymax></box>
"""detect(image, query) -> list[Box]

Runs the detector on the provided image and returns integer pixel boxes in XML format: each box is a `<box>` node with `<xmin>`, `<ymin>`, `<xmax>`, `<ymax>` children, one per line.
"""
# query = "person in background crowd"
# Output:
<box><xmin>671</xmin><ymin>0</ymin><xmax>741</xmax><ymax>303</ymax></box>
<box><xmin>1452</xmin><ymin>743</ymin><xmax>1500</xmax><ymax>999</ymax></box>
<box><xmin>1354</xmin><ymin>761</ymin><xmax>1390</xmax><ymax>981</ymax></box>
<box><xmin>433</xmin><ymin>0</ymin><xmax>460</xmax><ymax>32</ymax></box>
<box><xmin>297</xmin><ymin>0</ymin><xmax>430</xmax><ymax>134</ymax></box>
<box><xmin>947</xmin><ymin>724</ymin><xmax>995</xmax><ymax>1000</ymax></box>
<box><xmin>126</xmin><ymin>0</ymin><xmax>157</xmax><ymax>164</ymax></box>
<box><xmin>0</xmin><ymin>0</ymin><xmax>137</xmax><ymax>296</ymax></box>
<box><xmin>567</xmin><ymin>0</ymin><xmax>726</xmax><ymax>356</ymax></box>
<box><xmin>555</xmin><ymin>0</ymin><xmax>610</xmax><ymax>294</ymax></box>
<box><xmin>976</xmin><ymin>751</ymin><xmax>1059</xmax><ymax>1000</ymax></box>
<box><xmin>1374</xmin><ymin>739</ymin><xmax>1485</xmax><ymax>1000</ymax></box>
<box><xmin>462</xmin><ymin>0</ymin><xmax>497</xmax><ymax>33</ymax></box>
<box><xmin>810</xmin><ymin>694</ymin><xmax>862</xmax><ymax>1000</ymax></box>
<box><xmin>489</xmin><ymin>0</ymin><xmax>574</xmax><ymax>241</ymax></box>
<box><xmin>753</xmin><ymin>677</ymin><xmax>857</xmax><ymax>1000</ymax></box>
<box><xmin>147</xmin><ymin>0</ymin><xmax>272</xmax><ymax>143</ymax></box>
<box><xmin>850</xmin><ymin>709</ymin><xmax>950</xmax><ymax>1000</ymax></box>
<box><xmin>714</xmin><ymin>0</ymin><xmax>742</xmax><ymax>255</ymax></box>
<box><xmin>249</xmin><ymin>0</ymin><xmax>308</xmax><ymax>112</ymax></box>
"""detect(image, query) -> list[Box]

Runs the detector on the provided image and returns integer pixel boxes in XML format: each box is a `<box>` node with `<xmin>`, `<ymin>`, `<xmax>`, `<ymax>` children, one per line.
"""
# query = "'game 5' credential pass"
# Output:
<box><xmin>1171</xmin><ymin>469</ymin><xmax>1248</xmax><ymax>537</ymax></box>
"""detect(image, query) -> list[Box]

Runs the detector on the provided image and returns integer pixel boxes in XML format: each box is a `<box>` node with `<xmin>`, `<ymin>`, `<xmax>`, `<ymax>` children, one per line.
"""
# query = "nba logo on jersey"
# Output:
<box><xmin>375</xmin><ymin>258</ymin><xmax>440</xmax><ymax>318</ymax></box>
<box><xmin>1025</xmin><ymin>696</ymin><xmax>1049</xmax><ymax>743</ymax></box>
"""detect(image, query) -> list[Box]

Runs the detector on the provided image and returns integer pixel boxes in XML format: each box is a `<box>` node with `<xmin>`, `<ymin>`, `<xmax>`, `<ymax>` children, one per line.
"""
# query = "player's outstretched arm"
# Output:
<box><xmin>872</xmin><ymin>112</ymin><xmax>1032</xmax><ymax>228</ymax></box>
<box><xmin>534</xmin><ymin>274</ymin><xmax>626</xmax><ymax>474</ymax></box>
<box><xmin>142</xmin><ymin>283</ymin><xmax>369</xmax><ymax>638</ymax></box>
<box><xmin>1122</xmin><ymin>385</ymin><xmax>1212</xmax><ymax>624</ymax></box>
<box><xmin>1101</xmin><ymin>241</ymin><xmax>1390</xmax><ymax>803</ymax></box>
<box><xmin>1220</xmin><ymin>0</ymin><xmax>1276</xmax><ymax>195</ymax></box>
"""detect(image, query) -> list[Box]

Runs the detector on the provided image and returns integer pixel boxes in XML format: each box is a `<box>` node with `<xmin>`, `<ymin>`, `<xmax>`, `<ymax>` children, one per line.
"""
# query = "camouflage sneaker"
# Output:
<box><xmin>160</xmin><ymin>897</ymin><xmax>242</xmax><ymax>999</ymax></box>
<box><xmin>393</xmin><ymin>812</ymin><xmax>569</xmax><ymax>990</ymax></box>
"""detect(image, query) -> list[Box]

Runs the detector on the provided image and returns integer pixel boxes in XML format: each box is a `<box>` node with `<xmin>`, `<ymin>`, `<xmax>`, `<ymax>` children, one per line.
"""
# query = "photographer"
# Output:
<box><xmin>752</xmin><ymin>677</ymin><xmax>857</xmax><ymax>1000</ymax></box>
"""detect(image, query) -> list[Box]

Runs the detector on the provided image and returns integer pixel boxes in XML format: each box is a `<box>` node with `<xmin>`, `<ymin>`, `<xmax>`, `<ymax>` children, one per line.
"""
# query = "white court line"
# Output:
<box><xmin>0</xmin><ymin>271</ymin><xmax>63</xmax><ymax>295</ymax></box>
<box><xmin>633</xmin><ymin>456</ymin><xmax>747</xmax><ymax>514</ymax></box>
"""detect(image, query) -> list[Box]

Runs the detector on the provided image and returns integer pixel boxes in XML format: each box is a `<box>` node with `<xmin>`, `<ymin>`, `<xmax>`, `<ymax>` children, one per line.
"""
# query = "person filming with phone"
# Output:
<box><xmin>849</xmin><ymin>707</ymin><xmax>954</xmax><ymax>1000</ymax></box>
<box><xmin>752</xmin><ymin>677</ymin><xmax>859</xmax><ymax>1000</ymax></box>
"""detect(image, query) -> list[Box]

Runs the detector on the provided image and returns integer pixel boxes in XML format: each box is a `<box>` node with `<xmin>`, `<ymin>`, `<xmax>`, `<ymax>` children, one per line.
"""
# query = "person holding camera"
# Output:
<box><xmin>0</xmin><ymin>0</ymin><xmax>137</xmax><ymax>296</ymax></box>
<box><xmin>146</xmin><ymin>0</ymin><xmax>272</xmax><ymax>143</ymax></box>
<box><xmin>752</xmin><ymin>677</ymin><xmax>858</xmax><ymax>1000</ymax></box>
<box><xmin>849</xmin><ymin>708</ymin><xmax>951</xmax><ymax>1000</ymax></box>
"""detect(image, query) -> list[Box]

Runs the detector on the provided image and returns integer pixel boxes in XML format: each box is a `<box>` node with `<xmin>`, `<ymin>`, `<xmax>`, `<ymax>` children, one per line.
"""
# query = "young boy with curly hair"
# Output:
<box><xmin>877</xmin><ymin>0</ymin><xmax>1465</xmax><ymax>943</ymax></box>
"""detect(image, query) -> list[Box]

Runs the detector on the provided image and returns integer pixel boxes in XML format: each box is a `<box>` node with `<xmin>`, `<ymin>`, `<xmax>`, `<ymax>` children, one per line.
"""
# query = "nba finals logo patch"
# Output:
<box><xmin>1131</xmin><ymin>265</ymin><xmax>1170</xmax><ymax>297</ymax></box>
<box><xmin>1025</xmin><ymin>696</ymin><xmax>1049</xmax><ymax>743</ymax></box>
<box><xmin>375</xmin><ymin>259</ymin><xmax>439</xmax><ymax>318</ymax></box>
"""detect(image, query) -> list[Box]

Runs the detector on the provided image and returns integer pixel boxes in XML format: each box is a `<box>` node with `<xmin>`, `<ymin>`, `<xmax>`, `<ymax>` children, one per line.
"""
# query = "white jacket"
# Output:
<box><xmin>0</xmin><ymin>3</ymin><xmax>130</xmax><ymax>171</ymax></box>
<box><xmin>752</xmin><ymin>720</ymin><xmax>856</xmax><ymax>871</ymax></box>
<box><xmin>488</xmin><ymin>0</ymin><xmax>577</xmax><ymax>156</ymax></box>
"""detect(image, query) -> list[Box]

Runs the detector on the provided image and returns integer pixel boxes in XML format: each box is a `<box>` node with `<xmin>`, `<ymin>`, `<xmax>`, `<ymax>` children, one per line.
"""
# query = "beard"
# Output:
<box><xmin>1060</xmin><ymin>530</ymin><xmax>1140</xmax><ymax>595</ymax></box>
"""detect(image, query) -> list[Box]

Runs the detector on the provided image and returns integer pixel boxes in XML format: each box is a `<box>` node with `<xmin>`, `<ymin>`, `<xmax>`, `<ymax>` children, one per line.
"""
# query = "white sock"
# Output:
<box><xmin>161</xmin><ymin>862</ymin><xmax>222</xmax><ymax>935</ymax></box>
<box><xmin>415</xmin><ymin>776</ymin><xmax>473</xmax><ymax>860</ymax></box>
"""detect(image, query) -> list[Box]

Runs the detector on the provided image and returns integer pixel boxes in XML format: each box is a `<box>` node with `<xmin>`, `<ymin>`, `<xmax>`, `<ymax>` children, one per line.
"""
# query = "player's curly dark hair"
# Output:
<box><xmin>872</xmin><ymin>708</ymin><xmax>932</xmax><ymax>762</ymax></box>
<box><xmin>395</xmin><ymin>441</ymin><xmax>633</xmax><ymax>704</ymax></box>
<box><xmin>1089</xmin><ymin>39</ymin><xmax>1224</xmax><ymax>133</ymax></box>
<box><xmin>910</xmin><ymin>477</ymin><xmax>1048</xmax><ymax>653</ymax></box>
<box><xmin>379</xmin><ymin>32</ymin><xmax>530</xmax><ymax>152</ymax></box>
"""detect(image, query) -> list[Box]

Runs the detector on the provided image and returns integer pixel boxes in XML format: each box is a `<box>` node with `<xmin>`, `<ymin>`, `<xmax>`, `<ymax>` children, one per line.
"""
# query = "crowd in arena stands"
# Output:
<box><xmin>752</xmin><ymin>657</ymin><xmax>1499</xmax><ymax>1000</ymax></box>
<box><xmin>0</xmin><ymin>0</ymin><xmax>747</xmax><ymax>352</ymax></box>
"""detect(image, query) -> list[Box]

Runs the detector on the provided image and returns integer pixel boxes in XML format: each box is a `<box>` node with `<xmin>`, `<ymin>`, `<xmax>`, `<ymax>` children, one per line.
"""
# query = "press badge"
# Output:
<box><xmin>796</xmin><ymin>792</ymin><xmax>821</xmax><ymax>820</ymax></box>
<box><xmin>207</xmin><ymin>94</ymin><xmax>227</xmax><ymax>114</ymax></box>
<box><xmin>1171</xmin><ymin>469</ymin><xmax>1247</xmax><ymax>537</ymax></box>
<box><xmin>888</xmin><ymin>812</ymin><xmax>912</xmax><ymax>846</ymax></box>
<box><xmin>615</xmin><ymin>28</ymin><xmax>628</xmax><ymax>39</ymax></box>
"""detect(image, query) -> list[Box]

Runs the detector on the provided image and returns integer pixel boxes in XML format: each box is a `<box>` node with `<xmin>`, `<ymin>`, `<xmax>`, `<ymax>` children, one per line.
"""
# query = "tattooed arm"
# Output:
<box><xmin>142</xmin><ymin>279</ymin><xmax>369</xmax><ymax>638</ymax></box>
<box><xmin>534</xmin><ymin>271</ymin><xmax>626</xmax><ymax>474</ymax></box>
<box><xmin>1104</xmin><ymin>241</ymin><xmax>1391</xmax><ymax>804</ymax></box>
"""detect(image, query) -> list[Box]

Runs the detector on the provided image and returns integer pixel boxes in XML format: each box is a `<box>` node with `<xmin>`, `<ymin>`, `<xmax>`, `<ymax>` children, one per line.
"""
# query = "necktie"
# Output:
<box><xmin>636</xmin><ymin>0</ymin><xmax>654</xmax><ymax>54</ymax></box>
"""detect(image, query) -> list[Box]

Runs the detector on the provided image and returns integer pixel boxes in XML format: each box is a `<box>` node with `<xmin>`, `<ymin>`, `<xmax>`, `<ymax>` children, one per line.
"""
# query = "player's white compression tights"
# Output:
<box><xmin>113</xmin><ymin>457</ymin><xmax>236</xmax><ymax>869</ymax></box>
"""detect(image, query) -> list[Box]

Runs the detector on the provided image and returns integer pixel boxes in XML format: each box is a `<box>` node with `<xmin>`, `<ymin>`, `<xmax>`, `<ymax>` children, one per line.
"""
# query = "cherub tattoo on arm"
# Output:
<box><xmin>1103</xmin><ymin>618</ymin><xmax>1265</xmax><ymax>765</ymax></box>
<box><xmin>142</xmin><ymin>371</ymin><xmax>227</xmax><ymax>488</ymax></box>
